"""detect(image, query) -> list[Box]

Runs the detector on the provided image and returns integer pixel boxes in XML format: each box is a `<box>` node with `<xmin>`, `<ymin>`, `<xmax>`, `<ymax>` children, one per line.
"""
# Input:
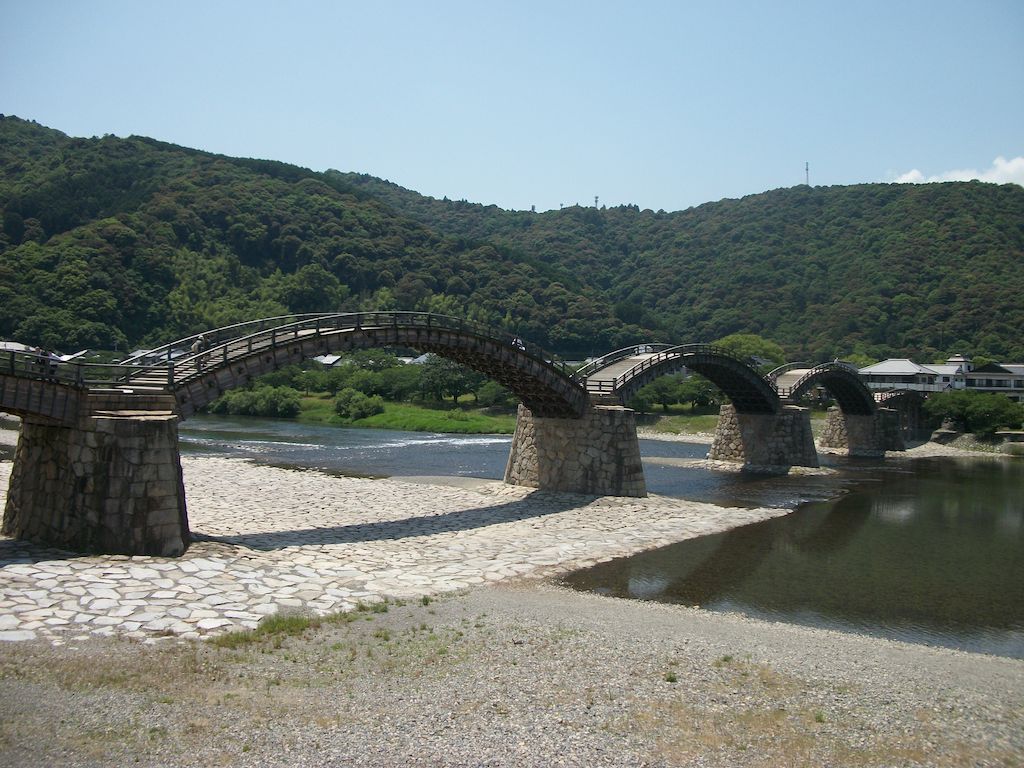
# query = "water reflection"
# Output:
<box><xmin>565</xmin><ymin>457</ymin><xmax>1024</xmax><ymax>659</ymax></box>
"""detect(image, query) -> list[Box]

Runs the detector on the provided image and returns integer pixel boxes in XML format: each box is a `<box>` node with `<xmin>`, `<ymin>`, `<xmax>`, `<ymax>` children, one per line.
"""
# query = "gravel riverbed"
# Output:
<box><xmin>1</xmin><ymin>582</ymin><xmax>1021</xmax><ymax>767</ymax></box>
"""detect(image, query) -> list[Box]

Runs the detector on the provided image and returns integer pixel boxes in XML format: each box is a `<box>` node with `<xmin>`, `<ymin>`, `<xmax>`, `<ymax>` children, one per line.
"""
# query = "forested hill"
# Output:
<box><xmin>338</xmin><ymin>172</ymin><xmax>1024</xmax><ymax>362</ymax></box>
<box><xmin>2</xmin><ymin>115</ymin><xmax>1023</xmax><ymax>362</ymax></box>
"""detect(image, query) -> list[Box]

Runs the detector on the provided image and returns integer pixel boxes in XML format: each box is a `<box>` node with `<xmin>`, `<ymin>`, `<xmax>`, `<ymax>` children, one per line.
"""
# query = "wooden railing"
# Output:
<box><xmin>0</xmin><ymin>350</ymin><xmax>175</xmax><ymax>389</ymax></box>
<box><xmin>584</xmin><ymin>343</ymin><xmax>773</xmax><ymax>394</ymax></box>
<box><xmin>5</xmin><ymin>312</ymin><xmax>575</xmax><ymax>392</ymax></box>
<box><xmin>775</xmin><ymin>361</ymin><xmax>862</xmax><ymax>399</ymax></box>
<box><xmin>572</xmin><ymin>343</ymin><xmax>674</xmax><ymax>381</ymax></box>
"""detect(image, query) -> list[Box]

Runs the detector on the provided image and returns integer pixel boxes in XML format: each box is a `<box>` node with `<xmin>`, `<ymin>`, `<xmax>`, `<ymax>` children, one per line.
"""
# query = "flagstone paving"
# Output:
<box><xmin>0</xmin><ymin>457</ymin><xmax>788</xmax><ymax>643</ymax></box>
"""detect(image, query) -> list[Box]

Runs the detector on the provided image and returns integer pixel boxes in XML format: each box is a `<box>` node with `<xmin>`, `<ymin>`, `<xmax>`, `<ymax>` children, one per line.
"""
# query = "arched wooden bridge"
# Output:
<box><xmin>580</xmin><ymin>346</ymin><xmax>878</xmax><ymax>416</ymax></box>
<box><xmin>1</xmin><ymin>316</ymin><xmax>906</xmax><ymax>557</ymax></box>
<box><xmin>2</xmin><ymin>312</ymin><xmax>589</xmax><ymax>423</ymax></box>
<box><xmin>117</xmin><ymin>312</ymin><xmax>589</xmax><ymax>419</ymax></box>
<box><xmin>2</xmin><ymin>318</ymin><xmax>894</xmax><ymax>427</ymax></box>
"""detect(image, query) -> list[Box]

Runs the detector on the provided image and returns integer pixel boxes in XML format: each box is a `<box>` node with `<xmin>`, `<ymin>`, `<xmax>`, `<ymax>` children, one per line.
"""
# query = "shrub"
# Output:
<box><xmin>924</xmin><ymin>390</ymin><xmax>1024</xmax><ymax>437</ymax></box>
<box><xmin>475</xmin><ymin>380</ymin><xmax>514</xmax><ymax>408</ymax></box>
<box><xmin>208</xmin><ymin>385</ymin><xmax>301</xmax><ymax>418</ymax></box>
<box><xmin>334</xmin><ymin>387</ymin><xmax>385</xmax><ymax>420</ymax></box>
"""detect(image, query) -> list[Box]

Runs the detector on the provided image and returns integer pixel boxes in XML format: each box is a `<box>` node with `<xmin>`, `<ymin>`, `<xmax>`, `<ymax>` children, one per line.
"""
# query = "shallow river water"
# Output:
<box><xmin>174</xmin><ymin>416</ymin><xmax>1023</xmax><ymax>658</ymax></box>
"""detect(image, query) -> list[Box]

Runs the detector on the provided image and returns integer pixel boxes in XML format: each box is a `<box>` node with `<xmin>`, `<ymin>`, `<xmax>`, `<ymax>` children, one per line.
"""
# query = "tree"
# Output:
<box><xmin>965</xmin><ymin>395</ymin><xmax>1024</xmax><ymax>437</ymax></box>
<box><xmin>209</xmin><ymin>385</ymin><xmax>301</xmax><ymax>417</ymax></box>
<box><xmin>476</xmin><ymin>380</ymin><xmax>514</xmax><ymax>409</ymax></box>
<box><xmin>334</xmin><ymin>388</ymin><xmax>385</xmax><ymax>420</ymax></box>
<box><xmin>924</xmin><ymin>390</ymin><xmax>1024</xmax><ymax>437</ymax></box>
<box><xmin>677</xmin><ymin>375</ymin><xmax>719</xmax><ymax>409</ymax></box>
<box><xmin>713</xmin><ymin>334</ymin><xmax>786</xmax><ymax>370</ymax></box>
<box><xmin>636</xmin><ymin>376</ymin><xmax>683</xmax><ymax>412</ymax></box>
<box><xmin>417</xmin><ymin>355</ymin><xmax>485</xmax><ymax>405</ymax></box>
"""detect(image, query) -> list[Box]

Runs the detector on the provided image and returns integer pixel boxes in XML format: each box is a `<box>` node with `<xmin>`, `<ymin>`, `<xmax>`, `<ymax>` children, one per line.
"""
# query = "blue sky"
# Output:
<box><xmin>2</xmin><ymin>1</ymin><xmax>1022</xmax><ymax>212</ymax></box>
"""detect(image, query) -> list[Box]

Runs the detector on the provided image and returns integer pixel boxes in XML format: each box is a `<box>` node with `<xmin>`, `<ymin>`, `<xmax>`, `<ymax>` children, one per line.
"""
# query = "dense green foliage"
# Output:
<box><xmin>344</xmin><ymin>171</ymin><xmax>1024</xmax><ymax>362</ymax></box>
<box><xmin>2</xmin><ymin>115</ymin><xmax>1023</xmax><ymax>363</ymax></box>
<box><xmin>232</xmin><ymin>351</ymin><xmax>494</xmax><ymax>408</ymax></box>
<box><xmin>923</xmin><ymin>390</ymin><xmax>1024</xmax><ymax>437</ymax></box>
<box><xmin>333</xmin><ymin>388</ymin><xmax>385</xmax><ymax>421</ymax></box>
<box><xmin>207</xmin><ymin>385</ymin><xmax>302</xmax><ymax>418</ymax></box>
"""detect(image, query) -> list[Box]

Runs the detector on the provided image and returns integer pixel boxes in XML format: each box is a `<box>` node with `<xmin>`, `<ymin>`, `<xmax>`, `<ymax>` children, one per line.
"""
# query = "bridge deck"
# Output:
<box><xmin>584</xmin><ymin>354</ymin><xmax>658</xmax><ymax>394</ymax></box>
<box><xmin>773</xmin><ymin>368</ymin><xmax>812</xmax><ymax>392</ymax></box>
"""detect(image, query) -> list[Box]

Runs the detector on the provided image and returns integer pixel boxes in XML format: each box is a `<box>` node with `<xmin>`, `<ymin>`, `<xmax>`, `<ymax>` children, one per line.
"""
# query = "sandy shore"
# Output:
<box><xmin>1</xmin><ymin>431</ymin><xmax>1022</xmax><ymax>765</ymax></box>
<box><xmin>637</xmin><ymin>427</ymin><xmax>715</xmax><ymax>444</ymax></box>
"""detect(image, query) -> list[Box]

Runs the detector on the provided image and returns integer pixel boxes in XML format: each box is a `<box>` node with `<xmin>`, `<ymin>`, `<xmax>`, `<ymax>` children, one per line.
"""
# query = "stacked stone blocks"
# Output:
<box><xmin>504</xmin><ymin>404</ymin><xmax>646</xmax><ymax>497</ymax></box>
<box><xmin>709</xmin><ymin>404</ymin><xmax>819</xmax><ymax>468</ymax></box>
<box><xmin>2</xmin><ymin>410</ymin><xmax>188</xmax><ymax>556</ymax></box>
<box><xmin>818</xmin><ymin>406</ymin><xmax>904</xmax><ymax>456</ymax></box>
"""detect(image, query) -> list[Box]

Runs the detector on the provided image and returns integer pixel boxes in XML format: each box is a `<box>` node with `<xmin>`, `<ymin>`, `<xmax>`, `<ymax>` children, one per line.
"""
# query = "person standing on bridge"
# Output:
<box><xmin>191</xmin><ymin>334</ymin><xmax>207</xmax><ymax>370</ymax></box>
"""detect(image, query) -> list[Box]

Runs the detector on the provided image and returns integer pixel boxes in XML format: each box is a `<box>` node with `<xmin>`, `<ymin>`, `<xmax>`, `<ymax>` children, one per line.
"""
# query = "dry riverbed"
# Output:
<box><xmin>0</xmin><ymin>424</ymin><xmax>1021</xmax><ymax>766</ymax></box>
<box><xmin>1</xmin><ymin>583</ymin><xmax>1021</xmax><ymax>767</ymax></box>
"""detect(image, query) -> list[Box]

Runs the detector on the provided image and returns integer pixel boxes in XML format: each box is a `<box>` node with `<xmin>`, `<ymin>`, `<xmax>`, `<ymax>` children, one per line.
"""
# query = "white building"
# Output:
<box><xmin>860</xmin><ymin>355</ymin><xmax>1024</xmax><ymax>402</ymax></box>
<box><xmin>965</xmin><ymin>362</ymin><xmax>1024</xmax><ymax>402</ymax></box>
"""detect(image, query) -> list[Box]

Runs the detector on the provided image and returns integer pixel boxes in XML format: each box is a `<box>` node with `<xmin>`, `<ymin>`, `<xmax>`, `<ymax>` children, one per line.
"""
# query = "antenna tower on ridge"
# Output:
<box><xmin>805</xmin><ymin>162</ymin><xmax>810</xmax><ymax>186</ymax></box>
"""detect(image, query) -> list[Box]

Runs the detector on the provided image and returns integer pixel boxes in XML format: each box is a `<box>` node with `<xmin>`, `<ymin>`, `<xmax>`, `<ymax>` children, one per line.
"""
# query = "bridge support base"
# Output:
<box><xmin>818</xmin><ymin>407</ymin><xmax>904</xmax><ymax>456</ymax></box>
<box><xmin>504</xmin><ymin>404</ymin><xmax>646</xmax><ymax>497</ymax></box>
<box><xmin>709</xmin><ymin>404</ymin><xmax>819</xmax><ymax>469</ymax></box>
<box><xmin>2</xmin><ymin>414</ymin><xmax>189</xmax><ymax>556</ymax></box>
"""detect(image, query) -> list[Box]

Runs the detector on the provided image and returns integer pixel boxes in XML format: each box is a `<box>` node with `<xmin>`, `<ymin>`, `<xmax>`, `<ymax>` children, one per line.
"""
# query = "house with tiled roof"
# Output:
<box><xmin>965</xmin><ymin>362</ymin><xmax>1024</xmax><ymax>402</ymax></box>
<box><xmin>860</xmin><ymin>355</ymin><xmax>1024</xmax><ymax>402</ymax></box>
<box><xmin>858</xmin><ymin>359</ymin><xmax>949</xmax><ymax>393</ymax></box>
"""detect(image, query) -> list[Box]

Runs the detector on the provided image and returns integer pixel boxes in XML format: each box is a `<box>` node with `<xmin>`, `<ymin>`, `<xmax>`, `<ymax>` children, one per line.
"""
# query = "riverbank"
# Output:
<box><xmin>0</xmin><ymin>456</ymin><xmax>794</xmax><ymax>644</ymax></box>
<box><xmin>1</xmin><ymin>450</ymin><xmax>1022</xmax><ymax>765</ymax></box>
<box><xmin>1</xmin><ymin>583</ymin><xmax>1021</xmax><ymax>767</ymax></box>
<box><xmin>298</xmin><ymin>397</ymin><xmax>518</xmax><ymax>434</ymax></box>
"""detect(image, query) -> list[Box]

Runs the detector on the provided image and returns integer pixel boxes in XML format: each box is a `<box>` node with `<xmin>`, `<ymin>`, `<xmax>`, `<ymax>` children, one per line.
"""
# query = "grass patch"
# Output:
<box><xmin>208</xmin><ymin>608</ymin><xmax>364</xmax><ymax>650</ymax></box>
<box><xmin>641</xmin><ymin>407</ymin><xmax>829</xmax><ymax>437</ymax></box>
<box><xmin>353</xmin><ymin>402</ymin><xmax>516</xmax><ymax>434</ymax></box>
<box><xmin>298</xmin><ymin>397</ymin><xmax>515</xmax><ymax>434</ymax></box>
<box><xmin>208</xmin><ymin>613</ymin><xmax>322</xmax><ymax>649</ymax></box>
<box><xmin>296</xmin><ymin>395</ymin><xmax>337</xmax><ymax>423</ymax></box>
<box><xmin>636</xmin><ymin>405</ymin><xmax>720</xmax><ymax>436</ymax></box>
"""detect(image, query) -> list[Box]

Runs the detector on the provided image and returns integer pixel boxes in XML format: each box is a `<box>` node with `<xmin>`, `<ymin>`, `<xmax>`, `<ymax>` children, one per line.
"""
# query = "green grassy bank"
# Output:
<box><xmin>635</xmin><ymin>407</ymin><xmax>829</xmax><ymax>438</ymax></box>
<box><xmin>297</xmin><ymin>396</ymin><xmax>517</xmax><ymax>434</ymax></box>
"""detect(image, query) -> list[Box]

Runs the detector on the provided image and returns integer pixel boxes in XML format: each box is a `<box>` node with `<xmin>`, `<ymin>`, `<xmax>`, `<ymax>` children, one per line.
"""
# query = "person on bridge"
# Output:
<box><xmin>191</xmin><ymin>334</ymin><xmax>207</xmax><ymax>370</ymax></box>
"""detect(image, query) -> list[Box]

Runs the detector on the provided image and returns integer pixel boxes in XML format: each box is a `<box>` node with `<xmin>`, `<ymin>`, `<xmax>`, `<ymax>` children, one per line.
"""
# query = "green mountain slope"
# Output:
<box><xmin>2</xmin><ymin>115</ymin><xmax>1022</xmax><ymax>361</ymax></box>
<box><xmin>340</xmin><ymin>173</ymin><xmax>1024</xmax><ymax>362</ymax></box>
<box><xmin>0</xmin><ymin>116</ymin><xmax>615</xmax><ymax>355</ymax></box>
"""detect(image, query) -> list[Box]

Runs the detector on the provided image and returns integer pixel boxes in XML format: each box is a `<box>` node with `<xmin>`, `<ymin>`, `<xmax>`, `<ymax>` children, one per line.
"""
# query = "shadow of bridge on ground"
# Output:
<box><xmin>191</xmin><ymin>490</ymin><xmax>594</xmax><ymax>551</ymax></box>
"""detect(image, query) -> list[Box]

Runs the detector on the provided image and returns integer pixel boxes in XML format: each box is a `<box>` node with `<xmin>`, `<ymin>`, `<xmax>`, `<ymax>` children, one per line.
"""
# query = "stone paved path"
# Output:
<box><xmin>0</xmin><ymin>457</ymin><xmax>789</xmax><ymax>643</ymax></box>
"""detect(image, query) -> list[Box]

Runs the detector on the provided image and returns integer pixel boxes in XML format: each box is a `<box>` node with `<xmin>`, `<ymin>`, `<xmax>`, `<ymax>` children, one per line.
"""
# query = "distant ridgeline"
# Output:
<box><xmin>2</xmin><ymin>115</ymin><xmax>1023</xmax><ymax>362</ymax></box>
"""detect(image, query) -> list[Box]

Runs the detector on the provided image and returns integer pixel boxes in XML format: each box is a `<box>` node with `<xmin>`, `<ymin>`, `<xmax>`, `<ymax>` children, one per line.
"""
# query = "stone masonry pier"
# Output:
<box><xmin>2</xmin><ymin>396</ymin><xmax>188</xmax><ymax>556</ymax></box>
<box><xmin>818</xmin><ymin>406</ymin><xmax>904</xmax><ymax>456</ymax></box>
<box><xmin>708</xmin><ymin>404</ymin><xmax>819</xmax><ymax>469</ymax></box>
<box><xmin>504</xmin><ymin>404</ymin><xmax>646</xmax><ymax>497</ymax></box>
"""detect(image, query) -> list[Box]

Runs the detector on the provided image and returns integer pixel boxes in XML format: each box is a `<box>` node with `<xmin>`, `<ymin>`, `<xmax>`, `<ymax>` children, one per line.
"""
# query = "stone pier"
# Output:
<box><xmin>2</xmin><ymin>411</ymin><xmax>189</xmax><ymax>556</ymax></box>
<box><xmin>818</xmin><ymin>406</ymin><xmax>904</xmax><ymax>456</ymax></box>
<box><xmin>708</xmin><ymin>404</ymin><xmax>819</xmax><ymax>469</ymax></box>
<box><xmin>504</xmin><ymin>404</ymin><xmax>646</xmax><ymax>497</ymax></box>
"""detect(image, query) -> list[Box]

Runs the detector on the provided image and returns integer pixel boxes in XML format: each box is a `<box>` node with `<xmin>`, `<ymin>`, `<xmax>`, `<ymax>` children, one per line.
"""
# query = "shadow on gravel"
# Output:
<box><xmin>0</xmin><ymin>537</ymin><xmax>78</xmax><ymax>565</ymax></box>
<box><xmin>192</xmin><ymin>492</ymin><xmax>592</xmax><ymax>551</ymax></box>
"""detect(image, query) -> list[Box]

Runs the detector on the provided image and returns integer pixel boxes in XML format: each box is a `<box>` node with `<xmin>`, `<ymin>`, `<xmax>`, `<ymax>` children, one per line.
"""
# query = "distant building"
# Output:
<box><xmin>860</xmin><ymin>355</ymin><xmax>1024</xmax><ymax>402</ymax></box>
<box><xmin>858</xmin><ymin>359</ymin><xmax>952</xmax><ymax>393</ymax></box>
<box><xmin>965</xmin><ymin>362</ymin><xmax>1024</xmax><ymax>401</ymax></box>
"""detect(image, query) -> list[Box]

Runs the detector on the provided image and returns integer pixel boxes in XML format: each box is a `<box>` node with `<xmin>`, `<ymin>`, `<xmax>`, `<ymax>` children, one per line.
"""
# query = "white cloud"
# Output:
<box><xmin>890</xmin><ymin>156</ymin><xmax>1024</xmax><ymax>186</ymax></box>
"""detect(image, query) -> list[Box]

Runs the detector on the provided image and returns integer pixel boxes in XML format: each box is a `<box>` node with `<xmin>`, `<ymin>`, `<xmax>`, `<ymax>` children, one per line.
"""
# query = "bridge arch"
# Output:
<box><xmin>0</xmin><ymin>367</ymin><xmax>81</xmax><ymax>425</ymax></box>
<box><xmin>120</xmin><ymin>312</ymin><xmax>588</xmax><ymax>420</ymax></box>
<box><xmin>582</xmin><ymin>344</ymin><xmax>780</xmax><ymax>414</ymax></box>
<box><xmin>778</xmin><ymin>362</ymin><xmax>876</xmax><ymax>416</ymax></box>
